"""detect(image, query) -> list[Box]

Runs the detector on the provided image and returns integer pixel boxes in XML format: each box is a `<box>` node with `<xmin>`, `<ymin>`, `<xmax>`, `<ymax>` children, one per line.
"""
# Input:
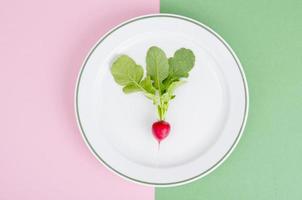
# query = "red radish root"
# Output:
<box><xmin>152</xmin><ymin>121</ymin><xmax>171</xmax><ymax>143</ymax></box>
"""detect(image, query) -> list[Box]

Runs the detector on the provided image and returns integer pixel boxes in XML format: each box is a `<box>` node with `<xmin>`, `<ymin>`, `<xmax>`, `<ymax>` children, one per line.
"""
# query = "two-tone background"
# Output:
<box><xmin>1</xmin><ymin>0</ymin><xmax>302</xmax><ymax>199</ymax></box>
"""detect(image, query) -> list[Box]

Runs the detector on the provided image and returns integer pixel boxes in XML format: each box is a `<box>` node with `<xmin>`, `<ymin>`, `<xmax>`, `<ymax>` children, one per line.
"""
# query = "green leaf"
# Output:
<box><xmin>144</xmin><ymin>93</ymin><xmax>159</xmax><ymax>105</ymax></box>
<box><xmin>167</xmin><ymin>80</ymin><xmax>186</xmax><ymax>95</ymax></box>
<box><xmin>146</xmin><ymin>46</ymin><xmax>169</xmax><ymax>89</ymax></box>
<box><xmin>110</xmin><ymin>47</ymin><xmax>194</xmax><ymax>121</ymax></box>
<box><xmin>168</xmin><ymin>48</ymin><xmax>195</xmax><ymax>79</ymax></box>
<box><xmin>161</xmin><ymin>78</ymin><xmax>179</xmax><ymax>92</ymax></box>
<box><xmin>161</xmin><ymin>80</ymin><xmax>185</xmax><ymax>102</ymax></box>
<box><xmin>140</xmin><ymin>76</ymin><xmax>156</xmax><ymax>94</ymax></box>
<box><xmin>111</xmin><ymin>55</ymin><xmax>144</xmax><ymax>86</ymax></box>
<box><xmin>122</xmin><ymin>83</ymin><xmax>141</xmax><ymax>93</ymax></box>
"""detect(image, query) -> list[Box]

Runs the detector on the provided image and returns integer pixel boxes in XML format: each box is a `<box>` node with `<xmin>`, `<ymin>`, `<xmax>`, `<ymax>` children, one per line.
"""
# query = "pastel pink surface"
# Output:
<box><xmin>0</xmin><ymin>0</ymin><xmax>158</xmax><ymax>199</ymax></box>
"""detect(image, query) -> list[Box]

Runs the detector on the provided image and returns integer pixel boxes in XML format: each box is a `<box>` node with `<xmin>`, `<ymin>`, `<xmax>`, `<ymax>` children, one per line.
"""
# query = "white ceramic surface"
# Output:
<box><xmin>76</xmin><ymin>14</ymin><xmax>248</xmax><ymax>186</ymax></box>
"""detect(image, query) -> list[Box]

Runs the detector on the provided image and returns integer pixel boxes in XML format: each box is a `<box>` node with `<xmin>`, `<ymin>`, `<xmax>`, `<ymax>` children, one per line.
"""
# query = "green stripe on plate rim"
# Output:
<box><xmin>75</xmin><ymin>13</ymin><xmax>249</xmax><ymax>187</ymax></box>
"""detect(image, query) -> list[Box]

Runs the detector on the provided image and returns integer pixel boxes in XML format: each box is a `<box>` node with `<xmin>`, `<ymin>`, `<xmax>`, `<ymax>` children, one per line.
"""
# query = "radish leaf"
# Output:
<box><xmin>122</xmin><ymin>83</ymin><xmax>142</xmax><ymax>93</ymax></box>
<box><xmin>146</xmin><ymin>46</ymin><xmax>169</xmax><ymax>89</ymax></box>
<box><xmin>111</xmin><ymin>55</ymin><xmax>144</xmax><ymax>86</ymax></box>
<box><xmin>162</xmin><ymin>80</ymin><xmax>185</xmax><ymax>102</ymax></box>
<box><xmin>110</xmin><ymin>47</ymin><xmax>195</xmax><ymax>121</ymax></box>
<box><xmin>140</xmin><ymin>76</ymin><xmax>156</xmax><ymax>94</ymax></box>
<box><xmin>167</xmin><ymin>80</ymin><xmax>185</xmax><ymax>94</ymax></box>
<box><xmin>168</xmin><ymin>48</ymin><xmax>195</xmax><ymax>79</ymax></box>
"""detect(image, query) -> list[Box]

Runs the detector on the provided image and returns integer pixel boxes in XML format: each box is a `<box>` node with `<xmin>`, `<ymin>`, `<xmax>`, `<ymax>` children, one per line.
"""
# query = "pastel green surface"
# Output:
<box><xmin>158</xmin><ymin>0</ymin><xmax>302</xmax><ymax>199</ymax></box>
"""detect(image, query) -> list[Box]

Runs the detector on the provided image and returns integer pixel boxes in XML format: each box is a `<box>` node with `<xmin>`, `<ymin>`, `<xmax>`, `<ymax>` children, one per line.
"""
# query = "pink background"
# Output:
<box><xmin>0</xmin><ymin>0</ymin><xmax>158</xmax><ymax>199</ymax></box>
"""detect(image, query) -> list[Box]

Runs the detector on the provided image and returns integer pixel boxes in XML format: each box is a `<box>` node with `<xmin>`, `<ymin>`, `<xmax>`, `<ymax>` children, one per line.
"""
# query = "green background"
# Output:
<box><xmin>157</xmin><ymin>0</ymin><xmax>302</xmax><ymax>199</ymax></box>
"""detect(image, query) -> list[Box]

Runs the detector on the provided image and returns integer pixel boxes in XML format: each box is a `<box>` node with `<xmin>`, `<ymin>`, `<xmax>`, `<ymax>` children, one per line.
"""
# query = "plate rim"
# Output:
<box><xmin>74</xmin><ymin>13</ymin><xmax>249</xmax><ymax>187</ymax></box>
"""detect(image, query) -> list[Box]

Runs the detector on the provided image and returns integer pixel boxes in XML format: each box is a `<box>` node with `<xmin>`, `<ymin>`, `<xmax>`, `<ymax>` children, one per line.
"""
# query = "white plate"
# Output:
<box><xmin>75</xmin><ymin>14</ymin><xmax>248</xmax><ymax>186</ymax></box>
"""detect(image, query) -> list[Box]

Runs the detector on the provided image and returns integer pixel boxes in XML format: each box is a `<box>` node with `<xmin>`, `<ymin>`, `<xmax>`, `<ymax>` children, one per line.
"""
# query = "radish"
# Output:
<box><xmin>111</xmin><ymin>46</ymin><xmax>195</xmax><ymax>146</ymax></box>
<box><xmin>152</xmin><ymin>120</ymin><xmax>171</xmax><ymax>143</ymax></box>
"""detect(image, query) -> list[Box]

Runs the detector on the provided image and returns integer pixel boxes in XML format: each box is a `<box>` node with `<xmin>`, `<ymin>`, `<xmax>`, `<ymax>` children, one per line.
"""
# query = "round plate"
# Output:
<box><xmin>75</xmin><ymin>14</ymin><xmax>248</xmax><ymax>186</ymax></box>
